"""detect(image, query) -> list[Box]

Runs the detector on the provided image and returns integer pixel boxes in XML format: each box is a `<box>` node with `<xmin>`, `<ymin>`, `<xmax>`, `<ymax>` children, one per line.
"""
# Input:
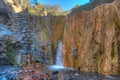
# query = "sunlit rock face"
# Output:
<box><xmin>50</xmin><ymin>0</ymin><xmax>120</xmax><ymax>75</ymax></box>
<box><xmin>64</xmin><ymin>4</ymin><xmax>117</xmax><ymax>75</ymax></box>
<box><xmin>5</xmin><ymin>0</ymin><xmax>23</xmax><ymax>13</ymax></box>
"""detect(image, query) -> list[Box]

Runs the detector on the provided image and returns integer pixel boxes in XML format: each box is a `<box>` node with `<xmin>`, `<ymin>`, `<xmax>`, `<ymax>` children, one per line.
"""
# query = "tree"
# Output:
<box><xmin>30</xmin><ymin>0</ymin><xmax>38</xmax><ymax>5</ymax></box>
<box><xmin>89</xmin><ymin>0</ymin><xmax>113</xmax><ymax>3</ymax></box>
<box><xmin>75</xmin><ymin>4</ymin><xmax>80</xmax><ymax>9</ymax></box>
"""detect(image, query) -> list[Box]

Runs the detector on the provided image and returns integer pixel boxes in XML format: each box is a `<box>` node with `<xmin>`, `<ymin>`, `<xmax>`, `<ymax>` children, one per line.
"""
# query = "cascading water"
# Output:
<box><xmin>71</xmin><ymin>15</ymin><xmax>74</xmax><ymax>67</ymax></box>
<box><xmin>56</xmin><ymin>41</ymin><xmax>63</xmax><ymax>66</ymax></box>
<box><xmin>48</xmin><ymin>41</ymin><xmax>64</xmax><ymax>70</ymax></box>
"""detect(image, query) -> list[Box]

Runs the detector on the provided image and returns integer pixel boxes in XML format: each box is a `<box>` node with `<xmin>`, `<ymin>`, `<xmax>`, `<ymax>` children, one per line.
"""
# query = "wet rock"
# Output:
<box><xmin>52</xmin><ymin>71</ymin><xmax>59</xmax><ymax>74</ymax></box>
<box><xmin>0</xmin><ymin>53</ymin><xmax>7</xmax><ymax>58</ymax></box>
<box><xmin>0</xmin><ymin>66</ymin><xmax>22</xmax><ymax>80</ymax></box>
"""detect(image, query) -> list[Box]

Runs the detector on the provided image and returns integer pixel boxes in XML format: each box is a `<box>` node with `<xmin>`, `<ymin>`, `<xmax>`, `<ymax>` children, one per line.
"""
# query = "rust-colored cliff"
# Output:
<box><xmin>50</xmin><ymin>0</ymin><xmax>120</xmax><ymax>75</ymax></box>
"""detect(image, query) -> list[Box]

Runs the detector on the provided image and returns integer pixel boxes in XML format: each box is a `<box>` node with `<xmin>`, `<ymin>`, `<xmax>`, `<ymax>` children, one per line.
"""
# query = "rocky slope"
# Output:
<box><xmin>0</xmin><ymin>0</ymin><xmax>53</xmax><ymax>66</ymax></box>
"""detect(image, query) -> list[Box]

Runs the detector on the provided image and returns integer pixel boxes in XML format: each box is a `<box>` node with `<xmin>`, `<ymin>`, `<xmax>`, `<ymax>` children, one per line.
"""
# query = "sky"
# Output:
<box><xmin>31</xmin><ymin>0</ymin><xmax>90</xmax><ymax>11</ymax></box>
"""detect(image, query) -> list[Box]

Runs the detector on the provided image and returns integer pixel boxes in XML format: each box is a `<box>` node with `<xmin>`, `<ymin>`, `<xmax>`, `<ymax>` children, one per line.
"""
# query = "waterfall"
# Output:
<box><xmin>56</xmin><ymin>41</ymin><xmax>63</xmax><ymax>66</ymax></box>
<box><xmin>63</xmin><ymin>16</ymin><xmax>67</xmax><ymax>67</ymax></box>
<box><xmin>48</xmin><ymin>41</ymin><xmax>64</xmax><ymax>70</ymax></box>
<box><xmin>71</xmin><ymin>15</ymin><xmax>75</xmax><ymax>67</ymax></box>
<box><xmin>63</xmin><ymin>16</ymin><xmax>67</xmax><ymax>44</ymax></box>
<box><xmin>72</xmin><ymin>15</ymin><xmax>75</xmax><ymax>53</ymax></box>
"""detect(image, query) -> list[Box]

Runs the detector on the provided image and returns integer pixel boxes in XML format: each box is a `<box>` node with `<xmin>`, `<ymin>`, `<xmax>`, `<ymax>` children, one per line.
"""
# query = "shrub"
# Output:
<box><xmin>6</xmin><ymin>43</ymin><xmax>16</xmax><ymax>65</ymax></box>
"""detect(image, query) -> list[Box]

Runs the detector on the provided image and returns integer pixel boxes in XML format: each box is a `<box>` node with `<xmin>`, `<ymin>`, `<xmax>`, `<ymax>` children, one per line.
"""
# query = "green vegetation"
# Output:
<box><xmin>28</xmin><ymin>3</ymin><xmax>44</xmax><ymax>15</ymax></box>
<box><xmin>5</xmin><ymin>39</ymin><xmax>22</xmax><ymax>65</ymax></box>
<box><xmin>20</xmin><ymin>0</ymin><xmax>30</xmax><ymax>8</ymax></box>
<box><xmin>52</xmin><ymin>19</ymin><xmax>59</xmax><ymax>25</ymax></box>
<box><xmin>6</xmin><ymin>43</ymin><xmax>16</xmax><ymax>65</ymax></box>
<box><xmin>111</xmin><ymin>42</ymin><xmax>116</xmax><ymax>60</ymax></box>
<box><xmin>70</xmin><ymin>0</ymin><xmax>113</xmax><ymax>15</ymax></box>
<box><xmin>27</xmin><ymin>1</ymin><xmax>70</xmax><ymax>16</ymax></box>
<box><xmin>75</xmin><ymin>4</ymin><xmax>80</xmax><ymax>9</ymax></box>
<box><xmin>115</xmin><ymin>20</ymin><xmax>120</xmax><ymax>31</ymax></box>
<box><xmin>41</xmin><ymin>28</ymin><xmax>49</xmax><ymax>39</ymax></box>
<box><xmin>28</xmin><ymin>6</ymin><xmax>36</xmax><ymax>15</ymax></box>
<box><xmin>71</xmin><ymin>4</ymin><xmax>80</xmax><ymax>12</ymax></box>
<box><xmin>61</xmin><ymin>10</ymin><xmax>71</xmax><ymax>15</ymax></box>
<box><xmin>113</xmin><ymin>11</ymin><xmax>120</xmax><ymax>32</ymax></box>
<box><xmin>90</xmin><ymin>0</ymin><xmax>113</xmax><ymax>3</ymax></box>
<box><xmin>19</xmin><ymin>0</ymin><xmax>71</xmax><ymax>16</ymax></box>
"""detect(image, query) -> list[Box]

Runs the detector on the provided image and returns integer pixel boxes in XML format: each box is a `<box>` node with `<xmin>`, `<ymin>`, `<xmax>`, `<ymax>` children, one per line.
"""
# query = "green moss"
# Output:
<box><xmin>111</xmin><ymin>52</ymin><xmax>115</xmax><ymax>60</ymax></box>
<box><xmin>28</xmin><ymin>6</ymin><xmax>37</xmax><ymax>15</ymax></box>
<box><xmin>43</xmin><ymin>29</ymin><xmax>49</xmax><ymax>36</ymax></box>
<box><xmin>78</xmin><ymin>31</ymin><xmax>81</xmax><ymax>36</ymax></box>
<box><xmin>115</xmin><ymin>23</ymin><xmax>120</xmax><ymax>32</ymax></box>
<box><xmin>113</xmin><ymin>12</ymin><xmax>120</xmax><ymax>32</ymax></box>
<box><xmin>97</xmin><ymin>57</ymin><xmax>103</xmax><ymax>73</ymax></box>
<box><xmin>53</xmin><ymin>19</ymin><xmax>59</xmax><ymax>25</ymax></box>
<box><xmin>35</xmin><ymin>3</ymin><xmax>44</xmax><ymax>11</ymax></box>
<box><xmin>28</xmin><ymin>3</ymin><xmax>44</xmax><ymax>15</ymax></box>
<box><xmin>111</xmin><ymin>42</ymin><xmax>115</xmax><ymax>60</ymax></box>
<box><xmin>6</xmin><ymin>43</ymin><xmax>16</xmax><ymax>65</ymax></box>
<box><xmin>29</xmin><ymin>40</ymin><xmax>33</xmax><ymax>45</ymax></box>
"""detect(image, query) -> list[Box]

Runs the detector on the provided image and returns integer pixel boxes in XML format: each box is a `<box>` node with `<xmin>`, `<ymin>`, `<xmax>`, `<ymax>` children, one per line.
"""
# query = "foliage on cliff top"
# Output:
<box><xmin>28</xmin><ymin>3</ymin><xmax>44</xmax><ymax>15</ymax></box>
<box><xmin>28</xmin><ymin>1</ymin><xmax>69</xmax><ymax>16</ymax></box>
<box><xmin>71</xmin><ymin>0</ymin><xmax>114</xmax><ymax>15</ymax></box>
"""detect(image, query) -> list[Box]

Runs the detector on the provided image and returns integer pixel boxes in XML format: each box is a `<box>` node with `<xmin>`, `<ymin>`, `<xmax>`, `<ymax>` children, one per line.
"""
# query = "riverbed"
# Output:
<box><xmin>0</xmin><ymin>66</ymin><xmax>119</xmax><ymax>80</ymax></box>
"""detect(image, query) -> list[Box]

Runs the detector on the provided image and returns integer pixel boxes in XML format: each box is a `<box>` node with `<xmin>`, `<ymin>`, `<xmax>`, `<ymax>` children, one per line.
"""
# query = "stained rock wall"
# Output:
<box><xmin>50</xmin><ymin>1</ymin><xmax>120</xmax><ymax>75</ymax></box>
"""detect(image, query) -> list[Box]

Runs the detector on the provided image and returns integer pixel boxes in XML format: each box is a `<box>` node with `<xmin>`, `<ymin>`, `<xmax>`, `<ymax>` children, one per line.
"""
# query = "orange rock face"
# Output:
<box><xmin>50</xmin><ymin>1</ymin><xmax>120</xmax><ymax>75</ymax></box>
